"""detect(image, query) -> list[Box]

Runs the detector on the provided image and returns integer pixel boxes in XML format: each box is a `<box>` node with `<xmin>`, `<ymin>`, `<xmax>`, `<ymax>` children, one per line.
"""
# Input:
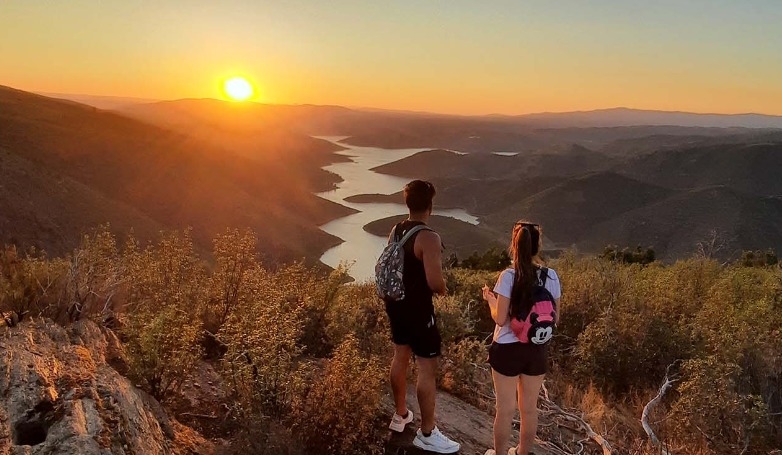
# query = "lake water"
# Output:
<box><xmin>315</xmin><ymin>137</ymin><xmax>478</xmax><ymax>282</ymax></box>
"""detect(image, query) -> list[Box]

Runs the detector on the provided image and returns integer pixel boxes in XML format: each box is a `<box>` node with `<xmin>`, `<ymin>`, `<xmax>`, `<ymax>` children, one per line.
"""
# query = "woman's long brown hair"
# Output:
<box><xmin>509</xmin><ymin>221</ymin><xmax>543</xmax><ymax>318</ymax></box>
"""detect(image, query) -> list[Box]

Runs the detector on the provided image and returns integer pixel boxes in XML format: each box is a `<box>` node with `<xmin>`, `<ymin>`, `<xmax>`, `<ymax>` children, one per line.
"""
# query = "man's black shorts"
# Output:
<box><xmin>385</xmin><ymin>301</ymin><xmax>441</xmax><ymax>358</ymax></box>
<box><xmin>488</xmin><ymin>341</ymin><xmax>548</xmax><ymax>377</ymax></box>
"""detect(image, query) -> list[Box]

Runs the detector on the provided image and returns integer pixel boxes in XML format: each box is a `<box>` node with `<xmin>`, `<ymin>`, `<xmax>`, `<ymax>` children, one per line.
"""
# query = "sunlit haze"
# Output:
<box><xmin>1</xmin><ymin>0</ymin><xmax>781</xmax><ymax>114</ymax></box>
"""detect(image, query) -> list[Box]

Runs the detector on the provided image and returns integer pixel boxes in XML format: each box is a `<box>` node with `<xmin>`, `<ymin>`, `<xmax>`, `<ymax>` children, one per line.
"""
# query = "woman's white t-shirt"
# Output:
<box><xmin>492</xmin><ymin>267</ymin><xmax>561</xmax><ymax>344</ymax></box>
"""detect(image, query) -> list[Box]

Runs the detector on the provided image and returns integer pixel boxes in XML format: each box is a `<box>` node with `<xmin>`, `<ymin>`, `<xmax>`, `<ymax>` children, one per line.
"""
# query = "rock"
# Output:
<box><xmin>384</xmin><ymin>386</ymin><xmax>549</xmax><ymax>455</ymax></box>
<box><xmin>0</xmin><ymin>319</ymin><xmax>214</xmax><ymax>455</ymax></box>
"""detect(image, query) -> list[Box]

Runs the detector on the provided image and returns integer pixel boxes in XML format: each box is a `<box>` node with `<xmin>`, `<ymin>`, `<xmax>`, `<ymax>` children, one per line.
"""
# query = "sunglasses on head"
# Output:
<box><xmin>515</xmin><ymin>221</ymin><xmax>539</xmax><ymax>228</ymax></box>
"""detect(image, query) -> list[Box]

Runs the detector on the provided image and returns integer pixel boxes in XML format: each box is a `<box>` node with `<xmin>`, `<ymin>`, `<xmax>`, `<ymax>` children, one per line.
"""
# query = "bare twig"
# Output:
<box><xmin>641</xmin><ymin>363</ymin><xmax>680</xmax><ymax>455</ymax></box>
<box><xmin>538</xmin><ymin>386</ymin><xmax>613</xmax><ymax>455</ymax></box>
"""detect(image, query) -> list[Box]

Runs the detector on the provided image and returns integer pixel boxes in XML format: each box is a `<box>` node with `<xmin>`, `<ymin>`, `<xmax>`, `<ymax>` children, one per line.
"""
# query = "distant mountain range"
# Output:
<box><xmin>46</xmin><ymin>91</ymin><xmax>782</xmax><ymax>130</ymax></box>
<box><xmin>3</xmin><ymin>85</ymin><xmax>782</xmax><ymax>262</ymax></box>
<box><xmin>37</xmin><ymin>92</ymin><xmax>161</xmax><ymax>110</ymax></box>
<box><xmin>504</xmin><ymin>107</ymin><xmax>782</xmax><ymax>129</ymax></box>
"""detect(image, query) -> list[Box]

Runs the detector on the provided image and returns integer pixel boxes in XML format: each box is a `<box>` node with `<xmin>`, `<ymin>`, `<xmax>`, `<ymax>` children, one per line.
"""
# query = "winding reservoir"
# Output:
<box><xmin>315</xmin><ymin>137</ymin><xmax>477</xmax><ymax>281</ymax></box>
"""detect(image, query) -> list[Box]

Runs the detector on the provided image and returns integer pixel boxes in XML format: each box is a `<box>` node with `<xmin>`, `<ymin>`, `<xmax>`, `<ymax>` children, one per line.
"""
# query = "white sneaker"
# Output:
<box><xmin>413</xmin><ymin>426</ymin><xmax>460</xmax><ymax>454</ymax></box>
<box><xmin>388</xmin><ymin>410</ymin><xmax>414</xmax><ymax>432</ymax></box>
<box><xmin>508</xmin><ymin>448</ymin><xmax>519</xmax><ymax>455</ymax></box>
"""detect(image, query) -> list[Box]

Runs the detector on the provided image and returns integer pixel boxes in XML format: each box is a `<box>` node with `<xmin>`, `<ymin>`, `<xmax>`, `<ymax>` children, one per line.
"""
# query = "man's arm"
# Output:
<box><xmin>417</xmin><ymin>230</ymin><xmax>447</xmax><ymax>295</ymax></box>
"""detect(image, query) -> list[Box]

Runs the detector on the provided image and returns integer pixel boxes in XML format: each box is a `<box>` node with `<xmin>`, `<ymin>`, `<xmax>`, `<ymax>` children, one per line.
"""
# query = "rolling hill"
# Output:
<box><xmin>0</xmin><ymin>85</ymin><xmax>353</xmax><ymax>260</ymax></box>
<box><xmin>618</xmin><ymin>142</ymin><xmax>782</xmax><ymax>196</ymax></box>
<box><xmin>368</xmin><ymin>133</ymin><xmax>782</xmax><ymax>260</ymax></box>
<box><xmin>363</xmin><ymin>215</ymin><xmax>505</xmax><ymax>260</ymax></box>
<box><xmin>7</xmin><ymin>86</ymin><xmax>782</xmax><ymax>263</ymax></box>
<box><xmin>580</xmin><ymin>186</ymin><xmax>782</xmax><ymax>260</ymax></box>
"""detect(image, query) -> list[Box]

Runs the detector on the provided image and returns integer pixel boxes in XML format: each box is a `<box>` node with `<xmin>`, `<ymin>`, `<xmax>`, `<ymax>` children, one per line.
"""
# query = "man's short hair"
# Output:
<box><xmin>404</xmin><ymin>180</ymin><xmax>436</xmax><ymax>213</ymax></box>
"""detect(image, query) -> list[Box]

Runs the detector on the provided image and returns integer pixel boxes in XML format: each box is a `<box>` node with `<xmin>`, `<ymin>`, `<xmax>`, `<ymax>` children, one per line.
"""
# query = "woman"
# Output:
<box><xmin>481</xmin><ymin>221</ymin><xmax>561</xmax><ymax>455</ymax></box>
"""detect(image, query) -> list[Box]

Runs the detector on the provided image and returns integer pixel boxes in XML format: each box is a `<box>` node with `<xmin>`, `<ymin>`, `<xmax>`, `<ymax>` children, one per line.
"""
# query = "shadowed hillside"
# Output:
<box><xmin>581</xmin><ymin>186</ymin><xmax>782</xmax><ymax>260</ymax></box>
<box><xmin>0</xmin><ymin>148</ymin><xmax>163</xmax><ymax>256</ymax></box>
<box><xmin>368</xmin><ymin>137</ymin><xmax>782</xmax><ymax>260</ymax></box>
<box><xmin>364</xmin><ymin>215</ymin><xmax>504</xmax><ymax>260</ymax></box>
<box><xmin>0</xmin><ymin>86</ymin><xmax>353</xmax><ymax>260</ymax></box>
<box><xmin>619</xmin><ymin>142</ymin><xmax>782</xmax><ymax>196</ymax></box>
<box><xmin>372</xmin><ymin>146</ymin><xmax>612</xmax><ymax>180</ymax></box>
<box><xmin>482</xmin><ymin>172</ymin><xmax>674</xmax><ymax>247</ymax></box>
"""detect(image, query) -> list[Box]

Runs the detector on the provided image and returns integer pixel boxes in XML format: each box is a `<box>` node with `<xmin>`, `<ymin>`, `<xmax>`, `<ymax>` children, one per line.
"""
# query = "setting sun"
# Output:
<box><xmin>223</xmin><ymin>77</ymin><xmax>254</xmax><ymax>101</ymax></box>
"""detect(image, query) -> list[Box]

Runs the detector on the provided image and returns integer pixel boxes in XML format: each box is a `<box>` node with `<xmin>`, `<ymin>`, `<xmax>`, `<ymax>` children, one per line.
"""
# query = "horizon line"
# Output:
<box><xmin>27</xmin><ymin>88</ymin><xmax>782</xmax><ymax>119</ymax></box>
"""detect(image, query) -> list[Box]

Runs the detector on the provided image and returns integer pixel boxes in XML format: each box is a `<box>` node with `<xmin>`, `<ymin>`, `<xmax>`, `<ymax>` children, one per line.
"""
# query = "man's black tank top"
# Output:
<box><xmin>395</xmin><ymin>220</ymin><xmax>434</xmax><ymax>312</ymax></box>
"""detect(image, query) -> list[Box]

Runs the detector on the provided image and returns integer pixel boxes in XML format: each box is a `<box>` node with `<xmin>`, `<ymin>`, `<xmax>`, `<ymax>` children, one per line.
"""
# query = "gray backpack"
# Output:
<box><xmin>375</xmin><ymin>224</ymin><xmax>432</xmax><ymax>301</ymax></box>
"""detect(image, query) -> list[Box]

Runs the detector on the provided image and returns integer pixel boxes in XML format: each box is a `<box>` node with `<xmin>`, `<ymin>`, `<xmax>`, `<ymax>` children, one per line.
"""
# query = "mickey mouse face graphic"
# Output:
<box><xmin>530</xmin><ymin>325</ymin><xmax>553</xmax><ymax>345</ymax></box>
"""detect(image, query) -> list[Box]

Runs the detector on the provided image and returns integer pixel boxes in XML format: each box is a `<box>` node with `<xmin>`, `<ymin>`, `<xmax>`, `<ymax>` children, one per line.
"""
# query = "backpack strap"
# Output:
<box><xmin>538</xmin><ymin>267</ymin><xmax>549</xmax><ymax>287</ymax></box>
<box><xmin>387</xmin><ymin>224</ymin><xmax>399</xmax><ymax>244</ymax></box>
<box><xmin>397</xmin><ymin>225</ymin><xmax>433</xmax><ymax>246</ymax></box>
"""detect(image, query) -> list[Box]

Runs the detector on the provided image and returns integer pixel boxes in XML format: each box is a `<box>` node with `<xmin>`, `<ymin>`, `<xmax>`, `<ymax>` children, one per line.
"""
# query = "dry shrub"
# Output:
<box><xmin>291</xmin><ymin>335</ymin><xmax>385</xmax><ymax>455</ymax></box>
<box><xmin>325</xmin><ymin>281</ymin><xmax>390</xmax><ymax>358</ymax></box>
<box><xmin>219</xmin><ymin>263</ymin><xmax>304</xmax><ymax>416</ymax></box>
<box><xmin>445</xmin><ymin>267</ymin><xmax>500</xmax><ymax>335</ymax></box>
<box><xmin>434</xmin><ymin>294</ymin><xmax>475</xmax><ymax>344</ymax></box>
<box><xmin>440</xmin><ymin>338</ymin><xmax>491</xmax><ymax>407</ymax></box>
<box><xmin>122</xmin><ymin>230</ymin><xmax>205</xmax><ymax>400</ymax></box>
<box><xmin>0</xmin><ymin>245</ymin><xmax>66</xmax><ymax>322</ymax></box>
<box><xmin>671</xmin><ymin>357</ymin><xmax>771</xmax><ymax>453</ymax></box>
<box><xmin>205</xmin><ymin>228</ymin><xmax>259</xmax><ymax>333</ymax></box>
<box><xmin>60</xmin><ymin>226</ymin><xmax>124</xmax><ymax>323</ymax></box>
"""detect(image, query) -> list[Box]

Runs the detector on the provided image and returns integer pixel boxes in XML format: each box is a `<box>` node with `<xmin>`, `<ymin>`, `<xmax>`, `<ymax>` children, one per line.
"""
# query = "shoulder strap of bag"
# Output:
<box><xmin>387</xmin><ymin>225</ymin><xmax>398</xmax><ymax>244</ymax></box>
<box><xmin>538</xmin><ymin>267</ymin><xmax>549</xmax><ymax>287</ymax></box>
<box><xmin>397</xmin><ymin>225</ymin><xmax>433</xmax><ymax>246</ymax></box>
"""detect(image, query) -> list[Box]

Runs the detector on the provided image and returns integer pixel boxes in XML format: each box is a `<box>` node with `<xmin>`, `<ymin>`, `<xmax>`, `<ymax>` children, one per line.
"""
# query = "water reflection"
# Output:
<box><xmin>315</xmin><ymin>137</ymin><xmax>477</xmax><ymax>281</ymax></box>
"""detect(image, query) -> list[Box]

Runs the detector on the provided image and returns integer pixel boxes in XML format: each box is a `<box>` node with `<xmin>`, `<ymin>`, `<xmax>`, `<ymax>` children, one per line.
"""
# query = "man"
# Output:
<box><xmin>385</xmin><ymin>180</ymin><xmax>460</xmax><ymax>454</ymax></box>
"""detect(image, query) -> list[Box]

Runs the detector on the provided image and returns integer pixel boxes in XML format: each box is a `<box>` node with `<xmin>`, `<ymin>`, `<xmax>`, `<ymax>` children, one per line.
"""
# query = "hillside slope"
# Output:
<box><xmin>618</xmin><ymin>142</ymin><xmax>782</xmax><ymax>196</ymax></box>
<box><xmin>0</xmin><ymin>85</ymin><xmax>353</xmax><ymax>260</ymax></box>
<box><xmin>0</xmin><ymin>147</ymin><xmax>163</xmax><ymax>256</ymax></box>
<box><xmin>581</xmin><ymin>186</ymin><xmax>782</xmax><ymax>260</ymax></box>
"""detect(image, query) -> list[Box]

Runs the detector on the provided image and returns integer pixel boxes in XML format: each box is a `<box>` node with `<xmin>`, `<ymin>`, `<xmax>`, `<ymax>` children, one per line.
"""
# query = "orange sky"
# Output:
<box><xmin>1</xmin><ymin>1</ymin><xmax>781</xmax><ymax>115</ymax></box>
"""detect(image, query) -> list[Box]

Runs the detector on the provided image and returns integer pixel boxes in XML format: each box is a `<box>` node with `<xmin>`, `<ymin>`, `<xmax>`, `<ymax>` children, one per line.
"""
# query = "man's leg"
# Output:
<box><xmin>391</xmin><ymin>344</ymin><xmax>412</xmax><ymax>416</ymax></box>
<box><xmin>415</xmin><ymin>356</ymin><xmax>437</xmax><ymax>434</ymax></box>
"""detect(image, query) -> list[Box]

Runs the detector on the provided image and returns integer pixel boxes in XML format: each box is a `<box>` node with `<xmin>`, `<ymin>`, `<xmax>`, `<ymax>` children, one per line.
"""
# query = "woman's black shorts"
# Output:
<box><xmin>488</xmin><ymin>341</ymin><xmax>548</xmax><ymax>377</ymax></box>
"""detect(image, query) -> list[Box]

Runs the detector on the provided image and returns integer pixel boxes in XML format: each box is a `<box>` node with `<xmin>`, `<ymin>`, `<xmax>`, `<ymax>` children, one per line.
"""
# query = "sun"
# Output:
<box><xmin>223</xmin><ymin>77</ymin><xmax>254</xmax><ymax>102</ymax></box>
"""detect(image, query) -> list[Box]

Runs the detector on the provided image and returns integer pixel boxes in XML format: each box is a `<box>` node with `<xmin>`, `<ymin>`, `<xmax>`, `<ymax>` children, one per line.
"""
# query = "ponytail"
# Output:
<box><xmin>509</xmin><ymin>221</ymin><xmax>542</xmax><ymax>318</ymax></box>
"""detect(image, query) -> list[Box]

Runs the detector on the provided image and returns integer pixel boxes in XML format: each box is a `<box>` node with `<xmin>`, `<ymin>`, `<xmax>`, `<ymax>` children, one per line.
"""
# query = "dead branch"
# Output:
<box><xmin>641</xmin><ymin>363</ymin><xmax>679</xmax><ymax>455</ymax></box>
<box><xmin>538</xmin><ymin>384</ymin><xmax>613</xmax><ymax>455</ymax></box>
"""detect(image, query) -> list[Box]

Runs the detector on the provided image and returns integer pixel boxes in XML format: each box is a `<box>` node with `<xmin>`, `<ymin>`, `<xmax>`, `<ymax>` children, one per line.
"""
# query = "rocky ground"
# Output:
<box><xmin>0</xmin><ymin>319</ymin><xmax>212</xmax><ymax>455</ymax></box>
<box><xmin>1</xmin><ymin>319</ymin><xmax>600</xmax><ymax>455</ymax></box>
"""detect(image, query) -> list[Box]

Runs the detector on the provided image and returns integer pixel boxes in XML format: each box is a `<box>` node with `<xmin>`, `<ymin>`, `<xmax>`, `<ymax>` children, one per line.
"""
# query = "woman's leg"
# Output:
<box><xmin>516</xmin><ymin>374</ymin><xmax>545</xmax><ymax>454</ymax></box>
<box><xmin>492</xmin><ymin>368</ymin><xmax>519</xmax><ymax>454</ymax></box>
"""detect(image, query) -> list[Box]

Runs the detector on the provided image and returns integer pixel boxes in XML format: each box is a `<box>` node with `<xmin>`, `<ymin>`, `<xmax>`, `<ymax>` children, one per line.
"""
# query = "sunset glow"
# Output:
<box><xmin>223</xmin><ymin>77</ymin><xmax>254</xmax><ymax>102</ymax></box>
<box><xmin>1</xmin><ymin>2</ymin><xmax>781</xmax><ymax>115</ymax></box>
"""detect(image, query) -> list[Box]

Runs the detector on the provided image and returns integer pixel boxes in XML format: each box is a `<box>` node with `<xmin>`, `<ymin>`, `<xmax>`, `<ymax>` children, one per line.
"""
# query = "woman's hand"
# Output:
<box><xmin>482</xmin><ymin>284</ymin><xmax>497</xmax><ymax>304</ymax></box>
